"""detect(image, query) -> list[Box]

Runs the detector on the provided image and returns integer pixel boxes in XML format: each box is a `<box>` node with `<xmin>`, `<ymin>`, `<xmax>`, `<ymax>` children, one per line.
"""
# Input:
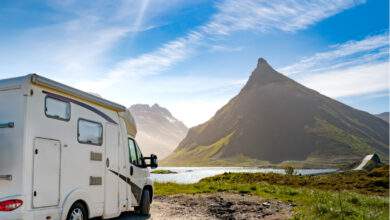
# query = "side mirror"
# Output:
<box><xmin>144</xmin><ymin>154</ymin><xmax>158</xmax><ymax>169</ymax></box>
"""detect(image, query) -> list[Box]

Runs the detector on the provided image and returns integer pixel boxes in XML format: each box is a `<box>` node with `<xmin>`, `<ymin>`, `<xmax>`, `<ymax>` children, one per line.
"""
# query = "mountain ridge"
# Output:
<box><xmin>375</xmin><ymin>112</ymin><xmax>389</xmax><ymax>123</ymax></box>
<box><xmin>163</xmin><ymin>58</ymin><xmax>389</xmax><ymax>167</ymax></box>
<box><xmin>129</xmin><ymin>104</ymin><xmax>188</xmax><ymax>159</ymax></box>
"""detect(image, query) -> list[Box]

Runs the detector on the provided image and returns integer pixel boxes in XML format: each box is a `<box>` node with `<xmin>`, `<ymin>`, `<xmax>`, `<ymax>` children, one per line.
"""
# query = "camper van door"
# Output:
<box><xmin>104</xmin><ymin>123</ymin><xmax>120</xmax><ymax>218</ymax></box>
<box><xmin>128</xmin><ymin>138</ymin><xmax>148</xmax><ymax>204</ymax></box>
<box><xmin>32</xmin><ymin>138</ymin><xmax>61</xmax><ymax>208</ymax></box>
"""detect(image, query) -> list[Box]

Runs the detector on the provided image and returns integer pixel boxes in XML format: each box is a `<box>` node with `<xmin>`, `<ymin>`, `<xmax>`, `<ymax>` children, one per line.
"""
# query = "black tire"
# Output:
<box><xmin>138</xmin><ymin>190</ymin><xmax>151</xmax><ymax>215</ymax></box>
<box><xmin>66</xmin><ymin>202</ymin><xmax>88</xmax><ymax>220</ymax></box>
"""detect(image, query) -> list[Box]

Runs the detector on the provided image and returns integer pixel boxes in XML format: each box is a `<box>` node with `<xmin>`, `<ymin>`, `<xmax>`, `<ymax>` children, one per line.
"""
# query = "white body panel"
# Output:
<box><xmin>0</xmin><ymin>84</ymin><xmax>25</xmax><ymax>201</ymax></box>
<box><xmin>0</xmin><ymin>75</ymin><xmax>154</xmax><ymax>220</ymax></box>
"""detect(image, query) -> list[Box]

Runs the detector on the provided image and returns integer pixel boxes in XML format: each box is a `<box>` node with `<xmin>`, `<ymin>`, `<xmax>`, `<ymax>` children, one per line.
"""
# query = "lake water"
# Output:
<box><xmin>151</xmin><ymin>167</ymin><xmax>338</xmax><ymax>184</ymax></box>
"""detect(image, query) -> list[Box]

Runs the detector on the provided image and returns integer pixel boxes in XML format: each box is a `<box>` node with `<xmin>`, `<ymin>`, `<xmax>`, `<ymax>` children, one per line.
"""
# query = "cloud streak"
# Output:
<box><xmin>203</xmin><ymin>0</ymin><xmax>364</xmax><ymax>35</ymax></box>
<box><xmin>0</xmin><ymin>0</ymin><xmax>192</xmax><ymax>79</ymax></box>
<box><xmin>300</xmin><ymin>62</ymin><xmax>388</xmax><ymax>98</ymax></box>
<box><xmin>280</xmin><ymin>33</ymin><xmax>389</xmax><ymax>76</ymax></box>
<box><xmin>81</xmin><ymin>0</ymin><xmax>362</xmax><ymax>91</ymax></box>
<box><xmin>277</xmin><ymin>32</ymin><xmax>389</xmax><ymax>98</ymax></box>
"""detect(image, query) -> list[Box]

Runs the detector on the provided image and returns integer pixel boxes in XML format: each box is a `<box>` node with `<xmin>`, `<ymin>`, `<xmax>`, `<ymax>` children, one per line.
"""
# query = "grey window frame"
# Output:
<box><xmin>77</xmin><ymin>118</ymin><xmax>103</xmax><ymax>146</ymax></box>
<box><xmin>45</xmin><ymin>96</ymin><xmax>71</xmax><ymax>121</ymax></box>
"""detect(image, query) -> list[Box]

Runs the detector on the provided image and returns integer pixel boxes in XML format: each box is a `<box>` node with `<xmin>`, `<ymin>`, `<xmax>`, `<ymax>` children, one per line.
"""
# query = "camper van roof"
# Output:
<box><xmin>0</xmin><ymin>74</ymin><xmax>127</xmax><ymax>112</ymax></box>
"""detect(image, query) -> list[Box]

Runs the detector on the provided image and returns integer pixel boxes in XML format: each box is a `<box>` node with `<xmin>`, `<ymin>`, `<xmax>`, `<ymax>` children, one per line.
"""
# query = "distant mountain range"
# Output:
<box><xmin>162</xmin><ymin>58</ymin><xmax>389</xmax><ymax>167</ymax></box>
<box><xmin>129</xmin><ymin>104</ymin><xmax>188</xmax><ymax>159</ymax></box>
<box><xmin>375</xmin><ymin>112</ymin><xmax>389</xmax><ymax>123</ymax></box>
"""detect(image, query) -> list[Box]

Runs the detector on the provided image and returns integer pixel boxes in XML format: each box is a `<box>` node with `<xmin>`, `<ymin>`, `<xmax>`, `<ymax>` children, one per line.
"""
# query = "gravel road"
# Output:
<box><xmin>116</xmin><ymin>193</ymin><xmax>292</xmax><ymax>220</ymax></box>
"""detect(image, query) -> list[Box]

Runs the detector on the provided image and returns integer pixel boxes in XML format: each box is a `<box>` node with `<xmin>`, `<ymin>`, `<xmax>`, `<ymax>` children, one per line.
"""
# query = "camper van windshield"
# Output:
<box><xmin>45</xmin><ymin>97</ymin><xmax>70</xmax><ymax>121</ymax></box>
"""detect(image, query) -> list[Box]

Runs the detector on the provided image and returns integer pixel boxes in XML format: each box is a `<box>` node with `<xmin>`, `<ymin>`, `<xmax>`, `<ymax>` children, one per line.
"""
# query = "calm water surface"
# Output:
<box><xmin>151</xmin><ymin>167</ymin><xmax>338</xmax><ymax>184</ymax></box>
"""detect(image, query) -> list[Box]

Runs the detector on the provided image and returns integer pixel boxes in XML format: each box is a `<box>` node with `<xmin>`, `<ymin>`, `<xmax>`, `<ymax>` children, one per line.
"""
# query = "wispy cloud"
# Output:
<box><xmin>209</xmin><ymin>45</ymin><xmax>244</xmax><ymax>53</ymax></box>
<box><xmin>79</xmin><ymin>0</ymin><xmax>362</xmax><ymax>91</ymax></box>
<box><xmin>0</xmin><ymin>0</ymin><xmax>191</xmax><ymax>79</ymax></box>
<box><xmin>202</xmin><ymin>0</ymin><xmax>364</xmax><ymax>35</ymax></box>
<box><xmin>279</xmin><ymin>32</ymin><xmax>389</xmax><ymax>98</ymax></box>
<box><xmin>300</xmin><ymin>62</ymin><xmax>388</xmax><ymax>98</ymax></box>
<box><xmin>0</xmin><ymin>17</ymin><xmax>130</xmax><ymax>79</ymax></box>
<box><xmin>280</xmin><ymin>33</ymin><xmax>389</xmax><ymax>76</ymax></box>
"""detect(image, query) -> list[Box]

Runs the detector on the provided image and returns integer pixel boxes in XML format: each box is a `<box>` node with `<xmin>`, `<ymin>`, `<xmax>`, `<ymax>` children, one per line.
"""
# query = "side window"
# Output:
<box><xmin>45</xmin><ymin>96</ymin><xmax>70</xmax><ymax>121</ymax></box>
<box><xmin>78</xmin><ymin>119</ymin><xmax>103</xmax><ymax>145</ymax></box>
<box><xmin>128</xmin><ymin>138</ymin><xmax>144</xmax><ymax>167</ymax></box>
<box><xmin>128</xmin><ymin>138</ymin><xmax>138</xmax><ymax>165</ymax></box>
<box><xmin>135</xmin><ymin>143</ymin><xmax>144</xmax><ymax>166</ymax></box>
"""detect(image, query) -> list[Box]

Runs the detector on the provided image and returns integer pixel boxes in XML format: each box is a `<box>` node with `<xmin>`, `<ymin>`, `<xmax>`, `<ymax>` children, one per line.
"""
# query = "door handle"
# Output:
<box><xmin>106</xmin><ymin>158</ymin><xmax>110</xmax><ymax>168</ymax></box>
<box><xmin>130</xmin><ymin>166</ymin><xmax>133</xmax><ymax>176</ymax></box>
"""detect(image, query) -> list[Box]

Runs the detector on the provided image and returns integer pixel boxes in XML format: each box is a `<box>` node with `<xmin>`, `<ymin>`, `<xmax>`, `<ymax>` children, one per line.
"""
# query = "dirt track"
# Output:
<box><xmin>117</xmin><ymin>193</ymin><xmax>292</xmax><ymax>220</ymax></box>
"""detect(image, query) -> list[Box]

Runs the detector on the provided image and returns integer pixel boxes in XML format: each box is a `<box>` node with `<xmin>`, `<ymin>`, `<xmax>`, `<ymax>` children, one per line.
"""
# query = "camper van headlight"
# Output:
<box><xmin>0</xmin><ymin>199</ymin><xmax>23</xmax><ymax>211</ymax></box>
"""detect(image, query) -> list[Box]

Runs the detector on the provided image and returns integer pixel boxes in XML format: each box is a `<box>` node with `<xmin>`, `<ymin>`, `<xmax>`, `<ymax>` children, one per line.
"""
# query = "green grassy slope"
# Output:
<box><xmin>155</xmin><ymin>166</ymin><xmax>389</xmax><ymax>219</ymax></box>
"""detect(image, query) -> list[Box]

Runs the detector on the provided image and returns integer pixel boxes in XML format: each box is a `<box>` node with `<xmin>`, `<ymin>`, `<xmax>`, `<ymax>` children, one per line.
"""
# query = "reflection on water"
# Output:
<box><xmin>151</xmin><ymin>167</ymin><xmax>338</xmax><ymax>184</ymax></box>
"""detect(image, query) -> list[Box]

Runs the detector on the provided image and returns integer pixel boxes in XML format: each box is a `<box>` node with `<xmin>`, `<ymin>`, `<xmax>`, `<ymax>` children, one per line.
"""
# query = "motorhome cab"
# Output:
<box><xmin>0</xmin><ymin>74</ymin><xmax>158</xmax><ymax>220</ymax></box>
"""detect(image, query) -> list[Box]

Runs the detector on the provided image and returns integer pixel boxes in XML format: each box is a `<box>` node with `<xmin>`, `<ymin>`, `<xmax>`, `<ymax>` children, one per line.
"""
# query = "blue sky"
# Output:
<box><xmin>0</xmin><ymin>0</ymin><xmax>388</xmax><ymax>126</ymax></box>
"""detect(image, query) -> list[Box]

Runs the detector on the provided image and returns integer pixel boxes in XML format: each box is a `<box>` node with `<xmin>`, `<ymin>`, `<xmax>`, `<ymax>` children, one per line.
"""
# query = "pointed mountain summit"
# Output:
<box><xmin>163</xmin><ymin>58</ymin><xmax>389</xmax><ymax>167</ymax></box>
<box><xmin>243</xmin><ymin>57</ymin><xmax>295</xmax><ymax>91</ymax></box>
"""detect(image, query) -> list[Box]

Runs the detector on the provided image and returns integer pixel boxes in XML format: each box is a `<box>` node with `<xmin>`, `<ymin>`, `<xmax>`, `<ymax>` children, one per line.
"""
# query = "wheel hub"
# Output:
<box><xmin>70</xmin><ymin>208</ymin><xmax>83</xmax><ymax>220</ymax></box>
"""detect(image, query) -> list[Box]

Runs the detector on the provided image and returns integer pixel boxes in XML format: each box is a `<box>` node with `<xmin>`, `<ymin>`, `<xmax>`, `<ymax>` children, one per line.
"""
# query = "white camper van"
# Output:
<box><xmin>0</xmin><ymin>74</ymin><xmax>158</xmax><ymax>220</ymax></box>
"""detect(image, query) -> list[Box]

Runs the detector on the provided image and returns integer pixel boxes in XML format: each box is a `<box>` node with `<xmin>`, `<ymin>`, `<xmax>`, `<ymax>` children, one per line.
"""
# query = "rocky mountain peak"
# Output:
<box><xmin>256</xmin><ymin>57</ymin><xmax>270</xmax><ymax>69</ymax></box>
<box><xmin>130</xmin><ymin>103</ymin><xmax>172</xmax><ymax>117</ymax></box>
<box><xmin>244</xmin><ymin>58</ymin><xmax>290</xmax><ymax>90</ymax></box>
<box><xmin>130</xmin><ymin>104</ymin><xmax>150</xmax><ymax>112</ymax></box>
<box><xmin>129</xmin><ymin>103</ymin><xmax>188</xmax><ymax>159</ymax></box>
<box><xmin>151</xmin><ymin>103</ymin><xmax>172</xmax><ymax>117</ymax></box>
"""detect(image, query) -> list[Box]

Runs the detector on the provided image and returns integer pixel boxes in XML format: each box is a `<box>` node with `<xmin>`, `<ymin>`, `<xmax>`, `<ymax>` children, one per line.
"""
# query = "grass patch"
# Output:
<box><xmin>155</xmin><ymin>166</ymin><xmax>389</xmax><ymax>219</ymax></box>
<box><xmin>151</xmin><ymin>169</ymin><xmax>177</xmax><ymax>174</ymax></box>
<box><xmin>309</xmin><ymin>118</ymin><xmax>376</xmax><ymax>155</ymax></box>
<box><xmin>201</xmin><ymin>166</ymin><xmax>389</xmax><ymax>196</ymax></box>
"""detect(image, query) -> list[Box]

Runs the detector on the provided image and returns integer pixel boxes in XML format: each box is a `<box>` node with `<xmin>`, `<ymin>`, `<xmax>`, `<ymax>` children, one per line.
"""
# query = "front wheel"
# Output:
<box><xmin>138</xmin><ymin>190</ymin><xmax>151</xmax><ymax>215</ymax></box>
<box><xmin>66</xmin><ymin>202</ymin><xmax>88</xmax><ymax>220</ymax></box>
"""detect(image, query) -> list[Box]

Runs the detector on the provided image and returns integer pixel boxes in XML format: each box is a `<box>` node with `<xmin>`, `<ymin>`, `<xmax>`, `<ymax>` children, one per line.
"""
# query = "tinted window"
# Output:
<box><xmin>135</xmin><ymin>143</ymin><xmax>144</xmax><ymax>166</ymax></box>
<box><xmin>45</xmin><ymin>97</ymin><xmax>70</xmax><ymax>120</ymax></box>
<box><xmin>128</xmin><ymin>138</ymin><xmax>138</xmax><ymax>165</ymax></box>
<box><xmin>78</xmin><ymin>119</ymin><xmax>103</xmax><ymax>145</ymax></box>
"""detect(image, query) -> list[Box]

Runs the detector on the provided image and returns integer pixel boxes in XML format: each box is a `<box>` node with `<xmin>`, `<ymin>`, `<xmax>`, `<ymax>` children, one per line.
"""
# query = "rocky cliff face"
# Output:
<box><xmin>163</xmin><ymin>58</ymin><xmax>389</xmax><ymax>166</ymax></box>
<box><xmin>129</xmin><ymin>104</ymin><xmax>188</xmax><ymax>159</ymax></box>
